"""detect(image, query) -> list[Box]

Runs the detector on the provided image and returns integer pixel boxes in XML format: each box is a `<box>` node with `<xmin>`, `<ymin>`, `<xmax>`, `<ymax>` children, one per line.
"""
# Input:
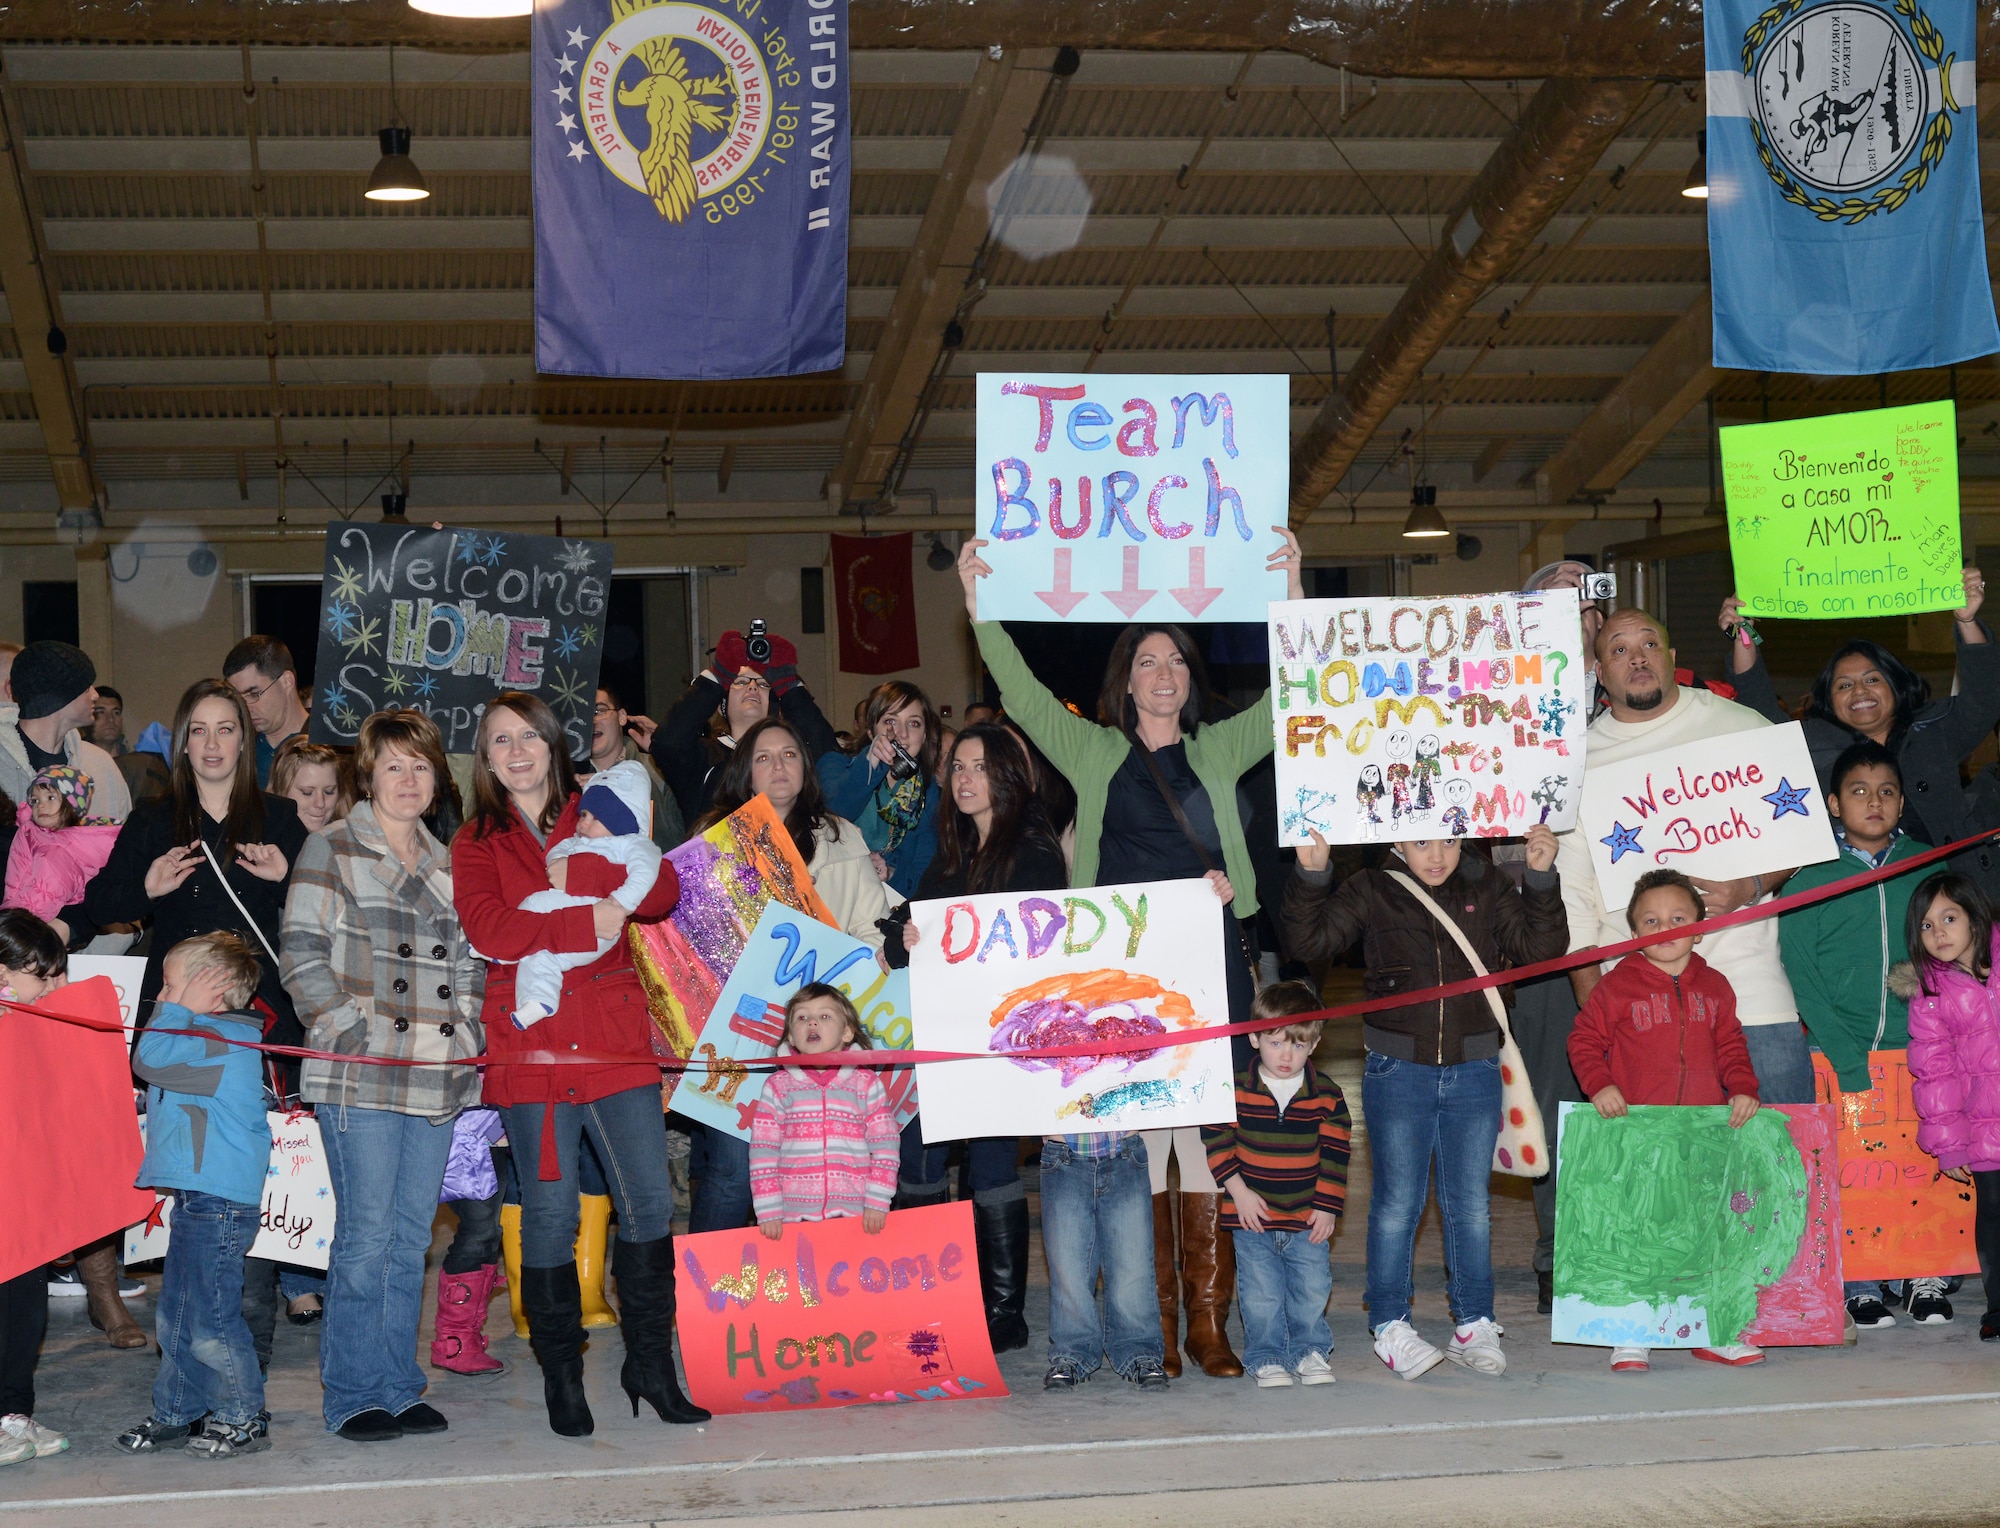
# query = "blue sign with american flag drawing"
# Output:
<box><xmin>533</xmin><ymin>0</ymin><xmax>848</xmax><ymax>379</ymax></box>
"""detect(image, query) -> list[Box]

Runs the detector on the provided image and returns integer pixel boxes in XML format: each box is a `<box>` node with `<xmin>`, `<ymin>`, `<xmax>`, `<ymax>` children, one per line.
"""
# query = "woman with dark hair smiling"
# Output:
<box><xmin>1723</xmin><ymin>571</ymin><xmax>2000</xmax><ymax>893</ymax></box>
<box><xmin>451</xmin><ymin>691</ymin><xmax>706</xmax><ymax>1438</ymax></box>
<box><xmin>817</xmin><ymin>679</ymin><xmax>944</xmax><ymax>898</ymax></box>
<box><xmin>882</xmin><ymin>722</ymin><xmax>1067</xmax><ymax>1351</ymax></box>
<box><xmin>956</xmin><ymin>530</ymin><xmax>1303</xmax><ymax>1383</ymax></box>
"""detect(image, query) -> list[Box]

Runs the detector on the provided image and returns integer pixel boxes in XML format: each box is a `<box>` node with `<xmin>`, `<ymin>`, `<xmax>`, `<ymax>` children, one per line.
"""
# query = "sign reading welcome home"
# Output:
<box><xmin>307</xmin><ymin>522</ymin><xmax>614</xmax><ymax>757</ymax></box>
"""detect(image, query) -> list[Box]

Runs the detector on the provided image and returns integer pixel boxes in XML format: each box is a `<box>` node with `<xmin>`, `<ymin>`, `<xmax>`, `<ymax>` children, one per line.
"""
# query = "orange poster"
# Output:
<box><xmin>1813</xmin><ymin>1050</ymin><xmax>1979</xmax><ymax>1280</ymax></box>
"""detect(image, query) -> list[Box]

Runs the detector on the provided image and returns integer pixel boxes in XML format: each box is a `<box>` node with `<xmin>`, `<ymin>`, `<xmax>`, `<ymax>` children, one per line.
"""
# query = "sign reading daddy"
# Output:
<box><xmin>308</xmin><ymin>522</ymin><xmax>614</xmax><ymax>756</ymax></box>
<box><xmin>1722</xmin><ymin>400</ymin><xmax>1964</xmax><ymax>619</ymax></box>
<box><xmin>1266</xmin><ymin>590</ymin><xmax>1588</xmax><ymax>845</ymax></box>
<box><xmin>972</xmin><ymin>372</ymin><xmax>1288</xmax><ymax>623</ymax></box>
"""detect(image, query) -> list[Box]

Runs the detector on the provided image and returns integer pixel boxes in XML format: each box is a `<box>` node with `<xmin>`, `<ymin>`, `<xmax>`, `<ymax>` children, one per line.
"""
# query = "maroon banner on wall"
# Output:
<box><xmin>831</xmin><ymin>532</ymin><xmax>919</xmax><ymax>675</ymax></box>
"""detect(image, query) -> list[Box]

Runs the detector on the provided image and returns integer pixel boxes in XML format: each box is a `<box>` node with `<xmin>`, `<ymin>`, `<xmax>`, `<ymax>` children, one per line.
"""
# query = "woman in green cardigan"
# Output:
<box><xmin>956</xmin><ymin>529</ymin><xmax>1304</xmax><ymax>1379</ymax></box>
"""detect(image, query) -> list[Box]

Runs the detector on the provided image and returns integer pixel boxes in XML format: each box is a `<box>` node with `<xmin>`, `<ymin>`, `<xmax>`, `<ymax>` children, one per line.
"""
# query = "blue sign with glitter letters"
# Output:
<box><xmin>533</xmin><ymin>0</ymin><xmax>848</xmax><ymax>379</ymax></box>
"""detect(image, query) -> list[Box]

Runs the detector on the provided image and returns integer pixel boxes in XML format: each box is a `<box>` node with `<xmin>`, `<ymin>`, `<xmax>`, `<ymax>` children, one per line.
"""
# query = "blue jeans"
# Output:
<box><xmin>687</xmin><ymin>1121</ymin><xmax>752</xmax><ymax>1234</ymax></box>
<box><xmin>503</xmin><ymin>1086</ymin><xmax>675</xmax><ymax>1265</ymax></box>
<box><xmin>153</xmin><ymin>1191</ymin><xmax>263</xmax><ymax>1429</ymax></box>
<box><xmin>1742</xmin><ymin>1021</ymin><xmax>1816</xmax><ymax>1105</ymax></box>
<box><xmin>1233</xmin><ymin>1227</ymin><xmax>1334</xmax><ymax>1371</ymax></box>
<box><xmin>1361</xmin><ymin>1051</ymin><xmax>1500</xmax><ymax>1330</ymax></box>
<box><xmin>316</xmin><ymin>1105</ymin><xmax>454</xmax><ymax>1430</ymax></box>
<box><xmin>1039</xmin><ymin>1137</ymin><xmax>1160</xmax><ymax>1375</ymax></box>
<box><xmin>899</xmin><ymin>1117</ymin><xmax>1022</xmax><ymax>1197</ymax></box>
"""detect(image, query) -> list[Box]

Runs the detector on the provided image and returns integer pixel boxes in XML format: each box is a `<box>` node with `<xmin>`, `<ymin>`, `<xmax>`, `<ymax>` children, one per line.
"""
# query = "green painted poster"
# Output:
<box><xmin>1721</xmin><ymin>400</ymin><xmax>1963</xmax><ymax>620</ymax></box>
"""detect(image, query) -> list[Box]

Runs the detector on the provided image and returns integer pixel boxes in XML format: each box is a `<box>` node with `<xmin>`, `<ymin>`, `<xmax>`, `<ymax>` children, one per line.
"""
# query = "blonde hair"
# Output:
<box><xmin>270</xmin><ymin>737</ymin><xmax>355</xmax><ymax>819</ymax></box>
<box><xmin>166</xmin><ymin>930</ymin><xmax>262</xmax><ymax>1010</ymax></box>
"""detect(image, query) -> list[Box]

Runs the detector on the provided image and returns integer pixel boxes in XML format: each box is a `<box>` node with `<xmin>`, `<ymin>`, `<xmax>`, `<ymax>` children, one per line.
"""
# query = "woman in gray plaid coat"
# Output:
<box><xmin>280</xmin><ymin>709</ymin><xmax>483</xmax><ymax>1445</ymax></box>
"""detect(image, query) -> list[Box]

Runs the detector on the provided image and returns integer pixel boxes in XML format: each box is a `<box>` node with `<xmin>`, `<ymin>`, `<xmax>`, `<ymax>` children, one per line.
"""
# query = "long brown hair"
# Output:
<box><xmin>467</xmin><ymin>691</ymin><xmax>579</xmax><ymax>839</ymax></box>
<box><xmin>931</xmin><ymin>723</ymin><xmax>1060</xmax><ymax>894</ymax></box>
<box><xmin>1096</xmin><ymin>623</ymin><xmax>1208</xmax><ymax>738</ymax></box>
<box><xmin>169</xmin><ymin>678</ymin><xmax>265</xmax><ymax>859</ymax></box>
<box><xmin>694</xmin><ymin>716</ymin><xmax>836</xmax><ymax>866</ymax></box>
<box><xmin>858</xmin><ymin>680</ymin><xmax>943</xmax><ymax>782</ymax></box>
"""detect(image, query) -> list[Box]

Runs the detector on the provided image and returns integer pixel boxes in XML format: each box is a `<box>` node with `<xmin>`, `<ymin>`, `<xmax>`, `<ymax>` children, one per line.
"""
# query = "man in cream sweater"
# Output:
<box><xmin>1554</xmin><ymin>608</ymin><xmax>1813</xmax><ymax>1104</ymax></box>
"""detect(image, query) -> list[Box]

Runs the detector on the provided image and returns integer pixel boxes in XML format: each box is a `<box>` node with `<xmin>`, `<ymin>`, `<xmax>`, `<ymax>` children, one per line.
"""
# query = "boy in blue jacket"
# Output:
<box><xmin>114</xmin><ymin>932</ymin><xmax>270</xmax><ymax>1460</ymax></box>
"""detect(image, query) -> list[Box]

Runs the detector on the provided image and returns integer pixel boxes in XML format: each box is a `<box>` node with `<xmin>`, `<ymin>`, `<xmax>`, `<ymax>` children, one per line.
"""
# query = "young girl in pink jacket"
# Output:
<box><xmin>4</xmin><ymin>766</ymin><xmax>120</xmax><ymax>927</ymax></box>
<box><xmin>750</xmin><ymin>984</ymin><xmax>899</xmax><ymax>1236</ymax></box>
<box><xmin>1897</xmin><ymin>872</ymin><xmax>2000</xmax><ymax>1342</ymax></box>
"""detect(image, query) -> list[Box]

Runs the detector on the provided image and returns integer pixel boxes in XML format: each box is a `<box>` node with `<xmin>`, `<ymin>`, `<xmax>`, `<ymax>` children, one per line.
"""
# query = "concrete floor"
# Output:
<box><xmin>6</xmin><ymin>1016</ymin><xmax>2000</xmax><ymax>1528</ymax></box>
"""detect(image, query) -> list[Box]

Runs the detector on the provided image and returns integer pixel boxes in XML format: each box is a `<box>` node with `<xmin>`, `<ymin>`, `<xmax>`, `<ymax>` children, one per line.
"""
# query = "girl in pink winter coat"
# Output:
<box><xmin>1896</xmin><ymin>872</ymin><xmax>2000</xmax><ymax>1342</ymax></box>
<box><xmin>4</xmin><ymin>765</ymin><xmax>120</xmax><ymax>931</ymax></box>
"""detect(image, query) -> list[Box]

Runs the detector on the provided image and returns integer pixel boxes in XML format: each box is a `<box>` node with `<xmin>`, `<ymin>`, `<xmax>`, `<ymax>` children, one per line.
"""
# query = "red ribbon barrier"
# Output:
<box><xmin>25</xmin><ymin>827</ymin><xmax>1991</xmax><ymax>1072</ymax></box>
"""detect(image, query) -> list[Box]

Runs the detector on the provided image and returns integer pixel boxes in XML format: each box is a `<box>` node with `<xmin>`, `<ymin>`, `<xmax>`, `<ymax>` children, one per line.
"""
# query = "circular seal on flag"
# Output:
<box><xmin>1740</xmin><ymin>0</ymin><xmax>1962</xmax><ymax>222</ymax></box>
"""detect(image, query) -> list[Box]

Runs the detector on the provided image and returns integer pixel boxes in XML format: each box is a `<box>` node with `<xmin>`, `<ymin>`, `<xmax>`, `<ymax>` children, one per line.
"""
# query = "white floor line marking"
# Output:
<box><xmin>8</xmin><ymin>1389</ymin><xmax>1999</xmax><ymax>1513</ymax></box>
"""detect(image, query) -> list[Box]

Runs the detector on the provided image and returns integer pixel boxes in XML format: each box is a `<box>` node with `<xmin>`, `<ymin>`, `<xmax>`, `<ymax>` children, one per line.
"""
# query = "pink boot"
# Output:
<box><xmin>431</xmin><ymin>1265</ymin><xmax>507</xmax><ymax>1375</ymax></box>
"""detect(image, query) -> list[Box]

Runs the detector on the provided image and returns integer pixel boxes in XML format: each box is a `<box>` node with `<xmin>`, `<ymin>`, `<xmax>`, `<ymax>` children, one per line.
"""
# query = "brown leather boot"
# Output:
<box><xmin>1151</xmin><ymin>1192</ymin><xmax>1182</xmax><ymax>1378</ymax></box>
<box><xmin>77</xmin><ymin>1241</ymin><xmax>149</xmax><ymax>1350</ymax></box>
<box><xmin>1178</xmin><ymin>1192</ymin><xmax>1243</xmax><ymax>1377</ymax></box>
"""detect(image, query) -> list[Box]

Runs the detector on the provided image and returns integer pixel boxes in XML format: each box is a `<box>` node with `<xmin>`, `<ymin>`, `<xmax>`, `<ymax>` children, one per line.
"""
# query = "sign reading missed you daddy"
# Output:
<box><xmin>308</xmin><ymin>521</ymin><xmax>614</xmax><ymax>756</ymax></box>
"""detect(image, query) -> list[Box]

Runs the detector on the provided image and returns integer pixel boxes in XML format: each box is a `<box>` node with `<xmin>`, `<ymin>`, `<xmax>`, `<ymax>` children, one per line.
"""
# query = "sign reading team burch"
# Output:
<box><xmin>1266</xmin><ymin>591</ymin><xmax>1588</xmax><ymax>846</ymax></box>
<box><xmin>972</xmin><ymin>373</ymin><xmax>1289</xmax><ymax>622</ymax></box>
<box><xmin>1723</xmin><ymin>401</ymin><xmax>1964</xmax><ymax>619</ymax></box>
<box><xmin>307</xmin><ymin>522</ymin><xmax>613</xmax><ymax>760</ymax></box>
<box><xmin>1579</xmin><ymin>721</ymin><xmax>1840</xmax><ymax>910</ymax></box>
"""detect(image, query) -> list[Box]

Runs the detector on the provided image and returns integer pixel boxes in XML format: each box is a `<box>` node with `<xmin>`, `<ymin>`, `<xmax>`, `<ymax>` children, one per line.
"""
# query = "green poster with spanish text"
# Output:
<box><xmin>1722</xmin><ymin>400</ymin><xmax>1963</xmax><ymax>620</ymax></box>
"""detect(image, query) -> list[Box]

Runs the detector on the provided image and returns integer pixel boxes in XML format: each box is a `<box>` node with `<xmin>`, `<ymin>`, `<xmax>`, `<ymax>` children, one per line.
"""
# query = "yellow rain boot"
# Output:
<box><xmin>576</xmin><ymin>1194</ymin><xmax>619</xmax><ymax>1329</ymax></box>
<box><xmin>499</xmin><ymin>1203</ymin><xmax>530</xmax><ymax>1339</ymax></box>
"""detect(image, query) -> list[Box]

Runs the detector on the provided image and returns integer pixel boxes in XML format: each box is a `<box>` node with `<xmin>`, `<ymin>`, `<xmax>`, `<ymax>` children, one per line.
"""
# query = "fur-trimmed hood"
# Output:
<box><xmin>1888</xmin><ymin>960</ymin><xmax>1923</xmax><ymax>1000</ymax></box>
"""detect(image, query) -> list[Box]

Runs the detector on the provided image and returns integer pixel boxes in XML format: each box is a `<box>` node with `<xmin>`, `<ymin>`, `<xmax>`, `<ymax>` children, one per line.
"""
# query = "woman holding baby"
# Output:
<box><xmin>449</xmin><ymin>690</ymin><xmax>707</xmax><ymax>1439</ymax></box>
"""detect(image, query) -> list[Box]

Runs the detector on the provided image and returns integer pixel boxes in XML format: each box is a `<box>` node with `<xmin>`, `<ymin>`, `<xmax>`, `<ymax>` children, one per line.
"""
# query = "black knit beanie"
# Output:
<box><xmin>13</xmin><ymin>641</ymin><xmax>96</xmax><ymax>721</ymax></box>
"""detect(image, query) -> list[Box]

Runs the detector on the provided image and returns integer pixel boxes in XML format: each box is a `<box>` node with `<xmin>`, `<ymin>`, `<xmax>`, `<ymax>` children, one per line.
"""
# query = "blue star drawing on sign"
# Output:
<box><xmin>552</xmin><ymin>625</ymin><xmax>584</xmax><ymax>661</ymax></box>
<box><xmin>324</xmin><ymin>601</ymin><xmax>359</xmax><ymax>643</ymax></box>
<box><xmin>1762</xmin><ymin>777</ymin><xmax>1813</xmax><ymax>820</ymax></box>
<box><xmin>319</xmin><ymin>683</ymin><xmax>348</xmax><ymax>714</ymax></box>
<box><xmin>455</xmin><ymin>535</ymin><xmax>481</xmax><ymax>565</ymax></box>
<box><xmin>480</xmin><ymin>535</ymin><xmax>506</xmax><ymax>567</ymax></box>
<box><xmin>1599</xmin><ymin>821</ymin><xmax>1644</xmax><ymax>864</ymax></box>
<box><xmin>413</xmin><ymin>673</ymin><xmax>440</xmax><ymax>702</ymax></box>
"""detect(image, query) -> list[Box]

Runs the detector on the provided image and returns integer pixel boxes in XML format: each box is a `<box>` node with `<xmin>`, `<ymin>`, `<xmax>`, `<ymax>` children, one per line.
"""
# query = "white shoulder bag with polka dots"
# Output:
<box><xmin>1386</xmin><ymin>869</ymin><xmax>1548</xmax><ymax>1179</ymax></box>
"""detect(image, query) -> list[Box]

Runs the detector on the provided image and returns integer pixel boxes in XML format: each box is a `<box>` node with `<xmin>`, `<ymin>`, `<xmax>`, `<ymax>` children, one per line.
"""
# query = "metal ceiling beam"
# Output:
<box><xmin>0</xmin><ymin>56</ymin><xmax>94</xmax><ymax>511</ymax></box>
<box><xmin>829</xmin><ymin>46</ymin><xmax>1057</xmax><ymax>509</ymax></box>
<box><xmin>1287</xmin><ymin>76</ymin><xmax>1654</xmax><ymax>522</ymax></box>
<box><xmin>1533</xmin><ymin>291</ymin><xmax>1717</xmax><ymax>506</ymax></box>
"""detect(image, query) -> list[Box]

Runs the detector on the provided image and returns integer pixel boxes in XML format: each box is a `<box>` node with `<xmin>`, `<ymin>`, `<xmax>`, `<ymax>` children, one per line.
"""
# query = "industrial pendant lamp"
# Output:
<box><xmin>1402</xmin><ymin>483</ymin><xmax>1449</xmax><ymax>539</ymax></box>
<box><xmin>366</xmin><ymin>47</ymin><xmax>431</xmax><ymax>203</ymax></box>
<box><xmin>1681</xmin><ymin>130</ymin><xmax>1709</xmax><ymax>200</ymax></box>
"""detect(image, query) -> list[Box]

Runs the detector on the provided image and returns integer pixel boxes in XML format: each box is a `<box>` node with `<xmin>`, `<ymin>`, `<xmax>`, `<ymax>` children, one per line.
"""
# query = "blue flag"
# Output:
<box><xmin>534</xmin><ymin>0</ymin><xmax>848</xmax><ymax>380</ymax></box>
<box><xmin>1706</xmin><ymin>0</ymin><xmax>1998</xmax><ymax>374</ymax></box>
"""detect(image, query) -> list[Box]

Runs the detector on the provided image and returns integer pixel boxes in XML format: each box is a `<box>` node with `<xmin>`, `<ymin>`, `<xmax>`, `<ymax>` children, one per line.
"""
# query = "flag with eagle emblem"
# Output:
<box><xmin>1705</xmin><ymin>0</ymin><xmax>1998</xmax><ymax>372</ymax></box>
<box><xmin>534</xmin><ymin>0</ymin><xmax>848</xmax><ymax>379</ymax></box>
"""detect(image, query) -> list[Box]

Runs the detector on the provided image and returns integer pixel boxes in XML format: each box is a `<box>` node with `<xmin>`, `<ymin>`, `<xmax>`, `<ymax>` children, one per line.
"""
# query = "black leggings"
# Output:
<box><xmin>0</xmin><ymin>1265</ymin><xmax>47</xmax><ymax>1416</ymax></box>
<box><xmin>1976</xmin><ymin>1169</ymin><xmax>2000</xmax><ymax>1323</ymax></box>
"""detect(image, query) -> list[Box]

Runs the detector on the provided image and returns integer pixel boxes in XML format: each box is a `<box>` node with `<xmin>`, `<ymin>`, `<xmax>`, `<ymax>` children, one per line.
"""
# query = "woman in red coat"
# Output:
<box><xmin>451</xmin><ymin>691</ymin><xmax>707</xmax><ymax>1437</ymax></box>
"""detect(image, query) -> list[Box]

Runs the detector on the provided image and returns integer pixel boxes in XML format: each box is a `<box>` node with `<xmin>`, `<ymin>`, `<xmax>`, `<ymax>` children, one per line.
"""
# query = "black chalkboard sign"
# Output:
<box><xmin>307</xmin><ymin>522</ymin><xmax>614</xmax><ymax>756</ymax></box>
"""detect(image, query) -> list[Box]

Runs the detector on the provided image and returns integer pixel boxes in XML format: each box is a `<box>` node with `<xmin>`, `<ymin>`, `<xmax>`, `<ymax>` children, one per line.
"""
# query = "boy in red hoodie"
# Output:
<box><xmin>1567</xmin><ymin>867</ymin><xmax>1762</xmax><ymax>1373</ymax></box>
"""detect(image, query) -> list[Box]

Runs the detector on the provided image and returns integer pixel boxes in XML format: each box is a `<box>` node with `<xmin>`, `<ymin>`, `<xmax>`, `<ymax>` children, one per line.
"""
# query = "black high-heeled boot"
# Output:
<box><xmin>521</xmin><ymin>1264</ymin><xmax>594</xmax><ymax>1437</ymax></box>
<box><xmin>972</xmin><ymin>1186</ymin><xmax>1031</xmax><ymax>1353</ymax></box>
<box><xmin>613</xmin><ymin>1237</ymin><xmax>711</xmax><ymax>1424</ymax></box>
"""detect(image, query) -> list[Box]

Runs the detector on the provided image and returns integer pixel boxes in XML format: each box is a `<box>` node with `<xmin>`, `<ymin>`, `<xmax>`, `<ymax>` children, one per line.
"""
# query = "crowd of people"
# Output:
<box><xmin>0</xmin><ymin>535</ymin><xmax>1997</xmax><ymax>1468</ymax></box>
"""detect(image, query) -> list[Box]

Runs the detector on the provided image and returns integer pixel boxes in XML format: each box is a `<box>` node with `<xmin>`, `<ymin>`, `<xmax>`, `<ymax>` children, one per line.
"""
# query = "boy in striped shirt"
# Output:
<box><xmin>1202</xmin><ymin>980</ymin><xmax>1352</xmax><ymax>1387</ymax></box>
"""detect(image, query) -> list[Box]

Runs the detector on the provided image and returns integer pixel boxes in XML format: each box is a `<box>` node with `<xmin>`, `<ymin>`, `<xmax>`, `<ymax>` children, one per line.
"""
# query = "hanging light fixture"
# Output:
<box><xmin>1681</xmin><ymin>129</ymin><xmax>1709</xmax><ymax>200</ymax></box>
<box><xmin>366</xmin><ymin>47</ymin><xmax>430</xmax><ymax>203</ymax></box>
<box><xmin>410</xmin><ymin>0</ymin><xmax>529</xmax><ymax>14</ymax></box>
<box><xmin>1402</xmin><ymin>483</ymin><xmax>1449</xmax><ymax>539</ymax></box>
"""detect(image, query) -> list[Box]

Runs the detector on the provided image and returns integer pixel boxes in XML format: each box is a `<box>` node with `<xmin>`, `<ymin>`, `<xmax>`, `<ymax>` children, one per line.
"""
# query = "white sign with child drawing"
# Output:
<box><xmin>907</xmin><ymin>878</ymin><xmax>1234</xmax><ymax>1141</ymax></box>
<box><xmin>124</xmin><ymin>1112</ymin><xmax>337</xmax><ymax>1270</ymax></box>
<box><xmin>1578</xmin><ymin>721</ymin><xmax>1839</xmax><ymax>909</ymax></box>
<box><xmin>67</xmin><ymin>955</ymin><xmax>146</xmax><ymax>1034</ymax></box>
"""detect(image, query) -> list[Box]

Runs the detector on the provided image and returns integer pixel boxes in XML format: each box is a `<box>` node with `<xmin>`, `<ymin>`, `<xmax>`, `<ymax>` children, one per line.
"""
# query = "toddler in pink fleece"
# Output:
<box><xmin>1896</xmin><ymin>871</ymin><xmax>2000</xmax><ymax>1342</ymax></box>
<box><xmin>4</xmin><ymin>765</ymin><xmax>119</xmax><ymax>926</ymax></box>
<box><xmin>749</xmin><ymin>983</ymin><xmax>899</xmax><ymax>1237</ymax></box>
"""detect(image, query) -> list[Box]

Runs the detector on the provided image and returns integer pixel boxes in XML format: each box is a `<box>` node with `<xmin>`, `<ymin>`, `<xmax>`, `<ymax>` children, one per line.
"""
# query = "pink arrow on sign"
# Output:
<box><xmin>1035</xmin><ymin>546</ymin><xmax>1090</xmax><ymax>617</ymax></box>
<box><xmin>1102</xmin><ymin>545</ymin><xmax>1158</xmax><ymax>617</ymax></box>
<box><xmin>1169</xmin><ymin>547</ymin><xmax>1223</xmax><ymax>617</ymax></box>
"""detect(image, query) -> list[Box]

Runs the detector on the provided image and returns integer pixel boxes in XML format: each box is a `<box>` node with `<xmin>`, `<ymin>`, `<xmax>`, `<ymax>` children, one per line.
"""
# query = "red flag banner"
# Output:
<box><xmin>831</xmin><ymin>532</ymin><xmax>919</xmax><ymax>675</ymax></box>
<box><xmin>673</xmin><ymin>1201</ymin><xmax>1006</xmax><ymax>1413</ymax></box>
<box><xmin>0</xmin><ymin>977</ymin><xmax>156</xmax><ymax>1282</ymax></box>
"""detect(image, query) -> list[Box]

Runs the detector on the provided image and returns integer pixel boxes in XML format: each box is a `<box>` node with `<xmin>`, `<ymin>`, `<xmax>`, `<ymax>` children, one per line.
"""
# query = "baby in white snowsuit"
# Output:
<box><xmin>508</xmin><ymin>759</ymin><xmax>662</xmax><ymax>1029</ymax></box>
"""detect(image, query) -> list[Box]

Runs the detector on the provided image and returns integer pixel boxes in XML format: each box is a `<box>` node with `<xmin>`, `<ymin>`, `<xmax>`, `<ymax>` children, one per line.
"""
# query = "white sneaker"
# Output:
<box><xmin>1296</xmin><ymin>1351</ymin><xmax>1336</xmax><ymax>1385</ymax></box>
<box><xmin>1253</xmin><ymin>1364</ymin><xmax>1294</xmax><ymax>1388</ymax></box>
<box><xmin>0</xmin><ymin>1415</ymin><xmax>66</xmax><ymax>1457</ymax></box>
<box><xmin>1445</xmin><ymin>1318</ymin><xmax>1507</xmax><ymax>1376</ymax></box>
<box><xmin>1692</xmin><ymin>1342</ymin><xmax>1765</xmax><ymax>1366</ymax></box>
<box><xmin>1372</xmin><ymin>1319</ymin><xmax>1445</xmax><ymax>1380</ymax></box>
<box><xmin>0</xmin><ymin>1432</ymin><xmax>32</xmax><ymax>1467</ymax></box>
<box><xmin>1609</xmin><ymin>1346</ymin><xmax>1651</xmax><ymax>1372</ymax></box>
